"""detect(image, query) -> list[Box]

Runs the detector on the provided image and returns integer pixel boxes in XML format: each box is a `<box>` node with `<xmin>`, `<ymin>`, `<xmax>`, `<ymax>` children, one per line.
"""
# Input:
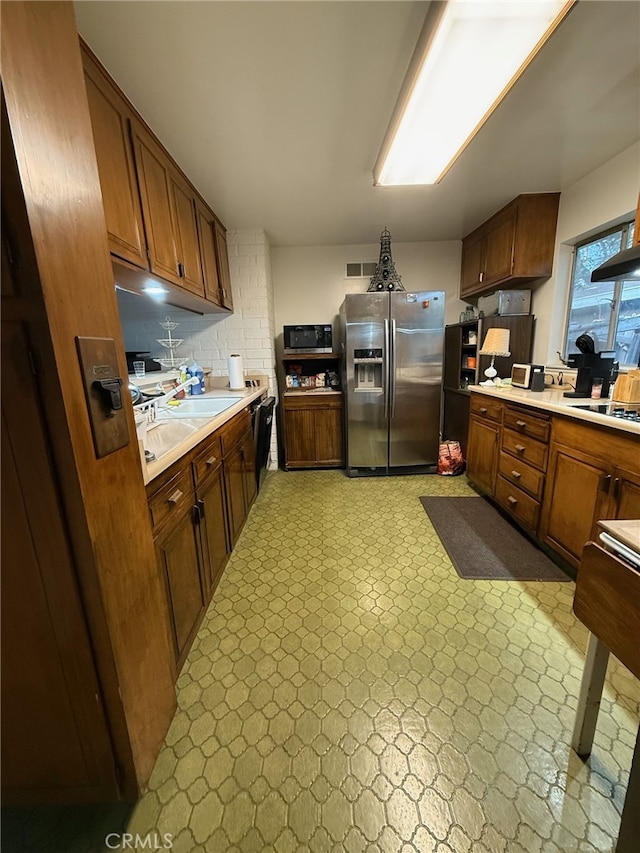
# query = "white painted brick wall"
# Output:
<box><xmin>117</xmin><ymin>228</ymin><xmax>278</xmax><ymax>468</ymax></box>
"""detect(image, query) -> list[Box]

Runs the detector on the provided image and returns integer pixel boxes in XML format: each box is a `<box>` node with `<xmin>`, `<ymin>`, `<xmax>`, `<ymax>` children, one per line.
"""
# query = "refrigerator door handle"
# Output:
<box><xmin>384</xmin><ymin>318</ymin><xmax>390</xmax><ymax>419</ymax></box>
<box><xmin>390</xmin><ymin>318</ymin><xmax>397</xmax><ymax>418</ymax></box>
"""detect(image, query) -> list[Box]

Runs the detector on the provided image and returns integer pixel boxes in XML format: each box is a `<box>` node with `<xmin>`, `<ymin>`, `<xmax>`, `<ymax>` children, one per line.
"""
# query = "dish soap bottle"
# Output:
<box><xmin>187</xmin><ymin>359</ymin><xmax>204</xmax><ymax>395</ymax></box>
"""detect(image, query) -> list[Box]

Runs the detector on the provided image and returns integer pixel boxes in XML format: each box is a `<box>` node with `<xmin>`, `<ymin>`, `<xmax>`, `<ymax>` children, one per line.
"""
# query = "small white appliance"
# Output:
<box><xmin>511</xmin><ymin>363</ymin><xmax>544</xmax><ymax>389</ymax></box>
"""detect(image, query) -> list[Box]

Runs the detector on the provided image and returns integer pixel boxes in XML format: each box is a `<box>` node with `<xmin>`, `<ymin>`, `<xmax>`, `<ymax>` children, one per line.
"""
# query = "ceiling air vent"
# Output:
<box><xmin>345</xmin><ymin>262</ymin><xmax>377</xmax><ymax>279</ymax></box>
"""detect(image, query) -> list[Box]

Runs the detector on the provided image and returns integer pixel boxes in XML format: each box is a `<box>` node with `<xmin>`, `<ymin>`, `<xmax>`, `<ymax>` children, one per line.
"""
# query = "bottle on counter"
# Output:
<box><xmin>187</xmin><ymin>359</ymin><xmax>205</xmax><ymax>395</ymax></box>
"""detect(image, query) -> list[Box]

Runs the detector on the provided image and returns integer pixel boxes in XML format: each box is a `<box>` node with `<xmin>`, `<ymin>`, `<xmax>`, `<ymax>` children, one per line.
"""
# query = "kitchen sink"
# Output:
<box><xmin>144</xmin><ymin>420</ymin><xmax>199</xmax><ymax>460</ymax></box>
<box><xmin>156</xmin><ymin>396</ymin><xmax>244</xmax><ymax>419</ymax></box>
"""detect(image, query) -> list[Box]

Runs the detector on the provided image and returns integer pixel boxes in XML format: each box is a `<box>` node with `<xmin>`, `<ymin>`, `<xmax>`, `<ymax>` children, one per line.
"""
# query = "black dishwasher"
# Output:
<box><xmin>253</xmin><ymin>397</ymin><xmax>276</xmax><ymax>493</ymax></box>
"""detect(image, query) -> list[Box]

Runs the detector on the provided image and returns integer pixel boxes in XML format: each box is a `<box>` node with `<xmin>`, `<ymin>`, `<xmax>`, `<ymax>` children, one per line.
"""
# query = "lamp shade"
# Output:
<box><xmin>479</xmin><ymin>327</ymin><xmax>511</xmax><ymax>356</ymax></box>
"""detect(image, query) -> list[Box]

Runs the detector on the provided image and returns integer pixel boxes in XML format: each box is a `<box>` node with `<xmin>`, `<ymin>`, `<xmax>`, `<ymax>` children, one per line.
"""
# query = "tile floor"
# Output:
<box><xmin>5</xmin><ymin>471</ymin><xmax>639</xmax><ymax>852</ymax></box>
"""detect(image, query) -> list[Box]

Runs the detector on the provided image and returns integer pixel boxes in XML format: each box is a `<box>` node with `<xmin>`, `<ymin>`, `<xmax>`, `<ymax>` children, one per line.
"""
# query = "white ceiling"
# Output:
<box><xmin>75</xmin><ymin>1</ymin><xmax>640</xmax><ymax>248</ymax></box>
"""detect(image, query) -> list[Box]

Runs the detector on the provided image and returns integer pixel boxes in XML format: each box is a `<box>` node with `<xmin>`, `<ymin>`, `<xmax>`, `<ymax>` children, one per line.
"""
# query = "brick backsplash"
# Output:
<box><xmin>118</xmin><ymin>229</ymin><xmax>278</xmax><ymax>467</ymax></box>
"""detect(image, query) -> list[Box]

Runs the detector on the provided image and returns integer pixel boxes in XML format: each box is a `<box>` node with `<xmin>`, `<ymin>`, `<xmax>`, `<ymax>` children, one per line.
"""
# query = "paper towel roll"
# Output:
<box><xmin>228</xmin><ymin>354</ymin><xmax>245</xmax><ymax>390</ymax></box>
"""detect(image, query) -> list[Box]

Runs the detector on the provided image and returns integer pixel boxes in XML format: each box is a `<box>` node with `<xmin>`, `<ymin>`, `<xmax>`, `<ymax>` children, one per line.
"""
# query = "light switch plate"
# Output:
<box><xmin>76</xmin><ymin>336</ymin><xmax>130</xmax><ymax>459</ymax></box>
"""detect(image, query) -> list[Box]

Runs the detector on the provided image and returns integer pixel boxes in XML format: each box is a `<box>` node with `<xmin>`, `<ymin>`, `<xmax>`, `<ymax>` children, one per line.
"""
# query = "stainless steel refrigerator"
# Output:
<box><xmin>339</xmin><ymin>291</ymin><xmax>445</xmax><ymax>476</ymax></box>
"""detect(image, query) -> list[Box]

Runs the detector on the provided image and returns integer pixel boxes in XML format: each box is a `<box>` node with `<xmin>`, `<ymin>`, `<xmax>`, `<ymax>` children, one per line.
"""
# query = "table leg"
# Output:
<box><xmin>617</xmin><ymin>726</ymin><xmax>640</xmax><ymax>853</ymax></box>
<box><xmin>572</xmin><ymin>632</ymin><xmax>610</xmax><ymax>757</ymax></box>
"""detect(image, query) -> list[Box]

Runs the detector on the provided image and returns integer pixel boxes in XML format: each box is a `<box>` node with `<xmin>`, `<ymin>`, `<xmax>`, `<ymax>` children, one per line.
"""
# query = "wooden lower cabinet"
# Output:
<box><xmin>466</xmin><ymin>393</ymin><xmax>640</xmax><ymax>572</ymax></box>
<box><xmin>610</xmin><ymin>466</ymin><xmax>640</xmax><ymax>519</ymax></box>
<box><xmin>154</xmin><ymin>502</ymin><xmax>205</xmax><ymax>670</ymax></box>
<box><xmin>147</xmin><ymin>407</ymin><xmax>258</xmax><ymax>671</ymax></box>
<box><xmin>223</xmin><ymin>427</ymin><xmax>256</xmax><ymax>548</ymax></box>
<box><xmin>466</xmin><ymin>414</ymin><xmax>501</xmax><ymax>496</ymax></box>
<box><xmin>539</xmin><ymin>443</ymin><xmax>611</xmax><ymax>567</ymax></box>
<box><xmin>283</xmin><ymin>393</ymin><xmax>344</xmax><ymax>469</ymax></box>
<box><xmin>538</xmin><ymin>418</ymin><xmax>640</xmax><ymax>570</ymax></box>
<box><xmin>196</xmin><ymin>462</ymin><xmax>229</xmax><ymax>597</ymax></box>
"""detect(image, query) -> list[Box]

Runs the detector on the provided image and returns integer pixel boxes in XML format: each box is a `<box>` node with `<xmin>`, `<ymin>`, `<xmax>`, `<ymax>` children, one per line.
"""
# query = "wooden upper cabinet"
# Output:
<box><xmin>214</xmin><ymin>220</ymin><xmax>234</xmax><ymax>310</ymax></box>
<box><xmin>131</xmin><ymin>121</ymin><xmax>182</xmax><ymax>286</ymax></box>
<box><xmin>81</xmin><ymin>48</ymin><xmax>148</xmax><ymax>270</ymax></box>
<box><xmin>460</xmin><ymin>193</ymin><xmax>560</xmax><ymax>298</ymax></box>
<box><xmin>168</xmin><ymin>173</ymin><xmax>205</xmax><ymax>297</ymax></box>
<box><xmin>195</xmin><ymin>200</ymin><xmax>222</xmax><ymax>306</ymax></box>
<box><xmin>460</xmin><ymin>232</ymin><xmax>485</xmax><ymax>294</ymax></box>
<box><xmin>484</xmin><ymin>209</ymin><xmax>517</xmax><ymax>285</ymax></box>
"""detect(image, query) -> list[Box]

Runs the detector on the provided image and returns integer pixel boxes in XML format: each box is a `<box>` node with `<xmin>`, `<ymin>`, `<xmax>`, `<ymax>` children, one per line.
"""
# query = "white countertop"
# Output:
<box><xmin>141</xmin><ymin>387</ymin><xmax>265</xmax><ymax>485</ymax></box>
<box><xmin>469</xmin><ymin>384</ymin><xmax>640</xmax><ymax>436</ymax></box>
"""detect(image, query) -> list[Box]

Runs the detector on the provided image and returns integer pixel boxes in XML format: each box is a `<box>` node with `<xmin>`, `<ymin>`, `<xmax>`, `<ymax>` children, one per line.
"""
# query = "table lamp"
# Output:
<box><xmin>479</xmin><ymin>328</ymin><xmax>511</xmax><ymax>384</ymax></box>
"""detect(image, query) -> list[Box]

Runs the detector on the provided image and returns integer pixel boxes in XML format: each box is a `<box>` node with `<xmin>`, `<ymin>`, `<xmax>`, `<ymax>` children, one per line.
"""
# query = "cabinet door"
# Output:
<box><xmin>155</xmin><ymin>506</ymin><xmax>205</xmax><ymax>666</ymax></box>
<box><xmin>214</xmin><ymin>220</ymin><xmax>233</xmax><ymax>310</ymax></box>
<box><xmin>169</xmin><ymin>173</ymin><xmax>205</xmax><ymax>297</ymax></box>
<box><xmin>240</xmin><ymin>428</ymin><xmax>258</xmax><ymax>510</ymax></box>
<box><xmin>460</xmin><ymin>233</ymin><xmax>484</xmax><ymax>297</ymax></box>
<box><xmin>484</xmin><ymin>211</ymin><xmax>516</xmax><ymax>286</ymax></box>
<box><xmin>224</xmin><ymin>442</ymin><xmax>247</xmax><ymax>547</ymax></box>
<box><xmin>315</xmin><ymin>406</ymin><xmax>344</xmax><ymax>465</ymax></box>
<box><xmin>196</xmin><ymin>201</ymin><xmax>222</xmax><ymax>306</ymax></box>
<box><xmin>82</xmin><ymin>54</ymin><xmax>148</xmax><ymax>270</ymax></box>
<box><xmin>132</xmin><ymin>122</ymin><xmax>181</xmax><ymax>285</ymax></box>
<box><xmin>540</xmin><ymin>443</ymin><xmax>611</xmax><ymax>568</ymax></box>
<box><xmin>197</xmin><ymin>464</ymin><xmax>229</xmax><ymax>598</ymax></box>
<box><xmin>611</xmin><ymin>466</ymin><xmax>640</xmax><ymax>519</ymax></box>
<box><xmin>466</xmin><ymin>416</ymin><xmax>499</xmax><ymax>495</ymax></box>
<box><xmin>284</xmin><ymin>406</ymin><xmax>316</xmax><ymax>467</ymax></box>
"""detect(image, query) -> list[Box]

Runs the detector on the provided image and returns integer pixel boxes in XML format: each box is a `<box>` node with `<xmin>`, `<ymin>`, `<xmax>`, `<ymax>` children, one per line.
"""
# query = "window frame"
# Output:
<box><xmin>563</xmin><ymin>219</ymin><xmax>636</xmax><ymax>366</ymax></box>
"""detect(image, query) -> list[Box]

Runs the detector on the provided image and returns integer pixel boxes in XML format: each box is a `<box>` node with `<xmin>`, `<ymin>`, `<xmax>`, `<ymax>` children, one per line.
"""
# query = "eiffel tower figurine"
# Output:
<box><xmin>367</xmin><ymin>228</ymin><xmax>404</xmax><ymax>292</ymax></box>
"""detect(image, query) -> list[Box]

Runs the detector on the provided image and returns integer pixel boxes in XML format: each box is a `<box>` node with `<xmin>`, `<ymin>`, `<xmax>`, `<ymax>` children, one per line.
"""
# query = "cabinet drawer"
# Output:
<box><xmin>469</xmin><ymin>395</ymin><xmax>503</xmax><ymax>423</ymax></box>
<box><xmin>498</xmin><ymin>451</ymin><xmax>545</xmax><ymax>500</ymax></box>
<box><xmin>283</xmin><ymin>393</ymin><xmax>343</xmax><ymax>410</ymax></box>
<box><xmin>218</xmin><ymin>408</ymin><xmax>251</xmax><ymax>456</ymax></box>
<box><xmin>502</xmin><ymin>428</ymin><xmax>548</xmax><ymax>472</ymax></box>
<box><xmin>148</xmin><ymin>468</ymin><xmax>192</xmax><ymax>532</ymax></box>
<box><xmin>192</xmin><ymin>433</ymin><xmax>222</xmax><ymax>486</ymax></box>
<box><xmin>495</xmin><ymin>475</ymin><xmax>540</xmax><ymax>533</ymax></box>
<box><xmin>504</xmin><ymin>406</ymin><xmax>550</xmax><ymax>443</ymax></box>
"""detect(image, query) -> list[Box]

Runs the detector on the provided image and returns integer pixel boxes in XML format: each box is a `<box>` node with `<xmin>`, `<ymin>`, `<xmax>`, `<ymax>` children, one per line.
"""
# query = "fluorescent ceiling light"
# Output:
<box><xmin>374</xmin><ymin>0</ymin><xmax>574</xmax><ymax>186</ymax></box>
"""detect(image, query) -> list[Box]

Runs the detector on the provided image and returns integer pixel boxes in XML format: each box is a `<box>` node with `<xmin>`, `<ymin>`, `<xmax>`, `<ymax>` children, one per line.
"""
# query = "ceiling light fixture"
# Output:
<box><xmin>374</xmin><ymin>0</ymin><xmax>575</xmax><ymax>186</ymax></box>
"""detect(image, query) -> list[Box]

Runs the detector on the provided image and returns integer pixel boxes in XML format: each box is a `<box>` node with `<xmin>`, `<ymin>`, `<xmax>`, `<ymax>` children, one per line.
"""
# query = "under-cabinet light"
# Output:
<box><xmin>374</xmin><ymin>0</ymin><xmax>574</xmax><ymax>186</ymax></box>
<box><xmin>142</xmin><ymin>284</ymin><xmax>169</xmax><ymax>298</ymax></box>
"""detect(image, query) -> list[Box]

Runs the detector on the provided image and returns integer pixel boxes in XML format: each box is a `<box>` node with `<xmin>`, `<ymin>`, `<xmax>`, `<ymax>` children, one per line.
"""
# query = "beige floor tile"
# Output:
<box><xmin>123</xmin><ymin>472</ymin><xmax>640</xmax><ymax>850</ymax></box>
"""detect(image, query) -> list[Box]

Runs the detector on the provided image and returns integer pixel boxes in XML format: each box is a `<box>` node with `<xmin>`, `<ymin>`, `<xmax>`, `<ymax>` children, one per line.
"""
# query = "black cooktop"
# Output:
<box><xmin>573</xmin><ymin>403</ymin><xmax>640</xmax><ymax>422</ymax></box>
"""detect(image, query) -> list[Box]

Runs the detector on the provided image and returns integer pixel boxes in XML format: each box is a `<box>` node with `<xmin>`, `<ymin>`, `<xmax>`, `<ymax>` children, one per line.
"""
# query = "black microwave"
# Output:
<box><xmin>283</xmin><ymin>324</ymin><xmax>332</xmax><ymax>354</ymax></box>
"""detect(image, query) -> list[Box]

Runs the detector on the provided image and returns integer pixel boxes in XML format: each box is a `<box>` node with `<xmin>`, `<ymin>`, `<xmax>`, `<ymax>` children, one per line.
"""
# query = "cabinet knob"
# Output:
<box><xmin>480</xmin><ymin>407</ymin><xmax>487</xmax><ymax>414</ymax></box>
<box><xmin>206</xmin><ymin>456</ymin><xmax>217</xmax><ymax>467</ymax></box>
<box><xmin>511</xmin><ymin>470</ymin><xmax>521</xmax><ymax>479</ymax></box>
<box><xmin>167</xmin><ymin>488</ymin><xmax>183</xmax><ymax>505</ymax></box>
<box><xmin>515</xmin><ymin>444</ymin><xmax>525</xmax><ymax>454</ymax></box>
<box><xmin>507</xmin><ymin>496</ymin><xmax>518</xmax><ymax>506</ymax></box>
<box><xmin>516</xmin><ymin>420</ymin><xmax>526</xmax><ymax>430</ymax></box>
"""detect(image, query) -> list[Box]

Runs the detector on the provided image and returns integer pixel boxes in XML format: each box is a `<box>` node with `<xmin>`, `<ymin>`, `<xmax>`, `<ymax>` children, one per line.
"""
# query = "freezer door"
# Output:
<box><xmin>389</xmin><ymin>291</ymin><xmax>444</xmax><ymax>468</ymax></box>
<box><xmin>342</xmin><ymin>293</ymin><xmax>389</xmax><ymax>470</ymax></box>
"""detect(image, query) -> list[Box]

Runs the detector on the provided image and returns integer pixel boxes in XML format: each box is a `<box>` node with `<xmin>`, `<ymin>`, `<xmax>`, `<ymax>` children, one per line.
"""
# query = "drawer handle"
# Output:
<box><xmin>507</xmin><ymin>496</ymin><xmax>518</xmax><ymax>506</ymax></box>
<box><xmin>167</xmin><ymin>488</ymin><xmax>183</xmax><ymax>506</ymax></box>
<box><xmin>516</xmin><ymin>420</ymin><xmax>526</xmax><ymax>430</ymax></box>
<box><xmin>511</xmin><ymin>470</ymin><xmax>521</xmax><ymax>479</ymax></box>
<box><xmin>206</xmin><ymin>456</ymin><xmax>218</xmax><ymax>467</ymax></box>
<box><xmin>515</xmin><ymin>444</ymin><xmax>525</xmax><ymax>454</ymax></box>
<box><xmin>480</xmin><ymin>407</ymin><xmax>487</xmax><ymax>414</ymax></box>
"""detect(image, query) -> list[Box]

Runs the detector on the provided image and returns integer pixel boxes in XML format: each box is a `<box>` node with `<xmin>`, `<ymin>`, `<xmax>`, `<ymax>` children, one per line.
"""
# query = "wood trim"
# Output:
<box><xmin>2</xmin><ymin>2</ymin><xmax>176</xmax><ymax>796</ymax></box>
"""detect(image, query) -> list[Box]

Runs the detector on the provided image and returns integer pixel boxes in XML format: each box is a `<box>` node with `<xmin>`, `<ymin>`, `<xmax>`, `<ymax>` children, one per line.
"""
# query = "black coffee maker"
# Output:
<box><xmin>563</xmin><ymin>334</ymin><xmax>617</xmax><ymax>398</ymax></box>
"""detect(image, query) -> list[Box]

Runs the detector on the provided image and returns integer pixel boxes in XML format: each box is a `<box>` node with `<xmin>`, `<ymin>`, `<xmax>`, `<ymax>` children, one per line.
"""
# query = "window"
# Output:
<box><xmin>564</xmin><ymin>220</ymin><xmax>638</xmax><ymax>368</ymax></box>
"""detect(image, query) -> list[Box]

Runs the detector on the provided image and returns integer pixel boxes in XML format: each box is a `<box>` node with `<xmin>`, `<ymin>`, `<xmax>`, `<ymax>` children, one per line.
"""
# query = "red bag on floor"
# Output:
<box><xmin>437</xmin><ymin>441</ymin><xmax>465</xmax><ymax>476</ymax></box>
